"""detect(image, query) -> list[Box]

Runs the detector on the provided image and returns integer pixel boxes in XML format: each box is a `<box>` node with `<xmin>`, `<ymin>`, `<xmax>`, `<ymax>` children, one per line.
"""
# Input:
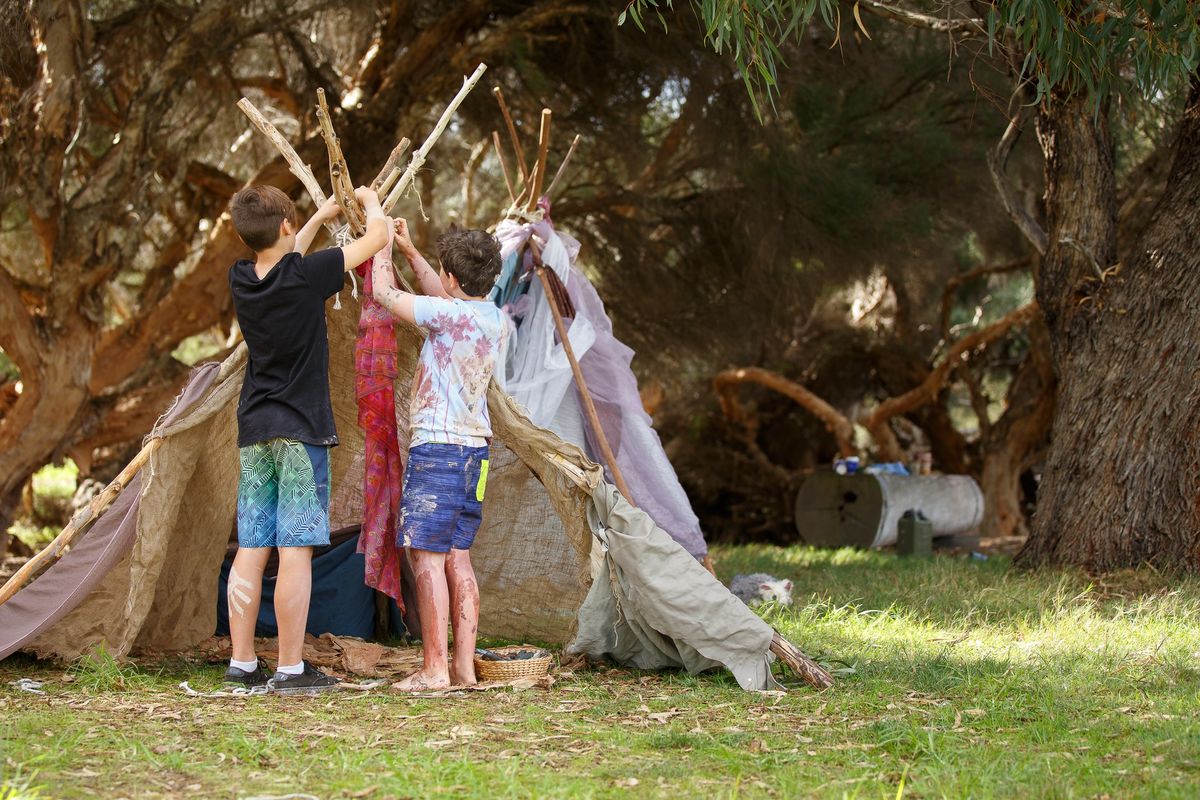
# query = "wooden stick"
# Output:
<box><xmin>770</xmin><ymin>632</ymin><xmax>835</xmax><ymax>689</ymax></box>
<box><xmin>372</xmin><ymin>137</ymin><xmax>412</xmax><ymax>194</ymax></box>
<box><xmin>0</xmin><ymin>438</ymin><xmax>162</xmax><ymax>607</ymax></box>
<box><xmin>316</xmin><ymin>88</ymin><xmax>365</xmax><ymax>234</ymax></box>
<box><xmin>384</xmin><ymin>63</ymin><xmax>488</xmax><ymax>214</ymax></box>
<box><xmin>493</xmin><ymin>86</ymin><xmax>529</xmax><ymax>182</ymax></box>
<box><xmin>492</xmin><ymin>131</ymin><xmax>517</xmax><ymax>205</ymax></box>
<box><xmin>545</xmin><ymin>133</ymin><xmax>581</xmax><ymax>201</ymax></box>
<box><xmin>236</xmin><ymin>97</ymin><xmax>337</xmax><ymax>235</ymax></box>
<box><xmin>525</xmin><ymin>108</ymin><xmax>552</xmax><ymax>212</ymax></box>
<box><xmin>530</xmin><ymin>242</ymin><xmax>634</xmax><ymax>503</ymax></box>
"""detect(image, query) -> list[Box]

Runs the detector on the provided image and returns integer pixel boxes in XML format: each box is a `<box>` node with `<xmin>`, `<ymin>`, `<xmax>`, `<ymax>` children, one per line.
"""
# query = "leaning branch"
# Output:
<box><xmin>372</xmin><ymin>137</ymin><xmax>412</xmax><ymax>195</ymax></box>
<box><xmin>0</xmin><ymin>437</ymin><xmax>161</xmax><ymax>606</ymax></box>
<box><xmin>236</xmin><ymin>97</ymin><xmax>337</xmax><ymax>235</ymax></box>
<box><xmin>493</xmin><ymin>85</ymin><xmax>529</xmax><ymax>183</ymax></box>
<box><xmin>545</xmin><ymin>133</ymin><xmax>581</xmax><ymax>200</ymax></box>
<box><xmin>987</xmin><ymin>113</ymin><xmax>1049</xmax><ymax>256</ymax></box>
<box><xmin>713</xmin><ymin>367</ymin><xmax>858</xmax><ymax>458</ymax></box>
<box><xmin>315</xmin><ymin>88</ymin><xmax>366</xmax><ymax>234</ymax></box>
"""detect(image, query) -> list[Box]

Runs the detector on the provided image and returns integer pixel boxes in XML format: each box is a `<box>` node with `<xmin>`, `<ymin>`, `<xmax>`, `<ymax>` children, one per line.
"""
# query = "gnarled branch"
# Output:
<box><xmin>714</xmin><ymin>367</ymin><xmax>858</xmax><ymax>458</ymax></box>
<box><xmin>865</xmin><ymin>302</ymin><xmax>1039</xmax><ymax>460</ymax></box>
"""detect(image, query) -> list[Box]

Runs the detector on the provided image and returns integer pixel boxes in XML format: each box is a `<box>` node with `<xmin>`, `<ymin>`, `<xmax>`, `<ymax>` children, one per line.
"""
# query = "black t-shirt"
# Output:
<box><xmin>228</xmin><ymin>248</ymin><xmax>346</xmax><ymax>448</ymax></box>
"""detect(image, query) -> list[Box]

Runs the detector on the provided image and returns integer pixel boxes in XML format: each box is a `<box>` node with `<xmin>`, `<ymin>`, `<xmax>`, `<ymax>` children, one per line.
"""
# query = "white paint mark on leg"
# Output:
<box><xmin>228</xmin><ymin>566</ymin><xmax>254</xmax><ymax>619</ymax></box>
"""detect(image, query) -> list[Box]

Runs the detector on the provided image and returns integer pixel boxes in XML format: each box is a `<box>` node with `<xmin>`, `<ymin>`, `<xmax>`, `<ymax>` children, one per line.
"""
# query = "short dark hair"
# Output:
<box><xmin>230</xmin><ymin>186</ymin><xmax>298</xmax><ymax>252</ymax></box>
<box><xmin>436</xmin><ymin>227</ymin><xmax>502</xmax><ymax>297</ymax></box>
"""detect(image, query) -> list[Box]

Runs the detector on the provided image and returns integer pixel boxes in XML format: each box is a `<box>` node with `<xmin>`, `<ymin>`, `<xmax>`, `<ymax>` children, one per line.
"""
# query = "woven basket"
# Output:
<box><xmin>473</xmin><ymin>645</ymin><xmax>553</xmax><ymax>682</ymax></box>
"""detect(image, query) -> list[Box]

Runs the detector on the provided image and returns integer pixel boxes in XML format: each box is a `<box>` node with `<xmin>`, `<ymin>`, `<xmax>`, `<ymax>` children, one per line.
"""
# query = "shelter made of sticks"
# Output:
<box><xmin>0</xmin><ymin>67</ymin><xmax>832</xmax><ymax>691</ymax></box>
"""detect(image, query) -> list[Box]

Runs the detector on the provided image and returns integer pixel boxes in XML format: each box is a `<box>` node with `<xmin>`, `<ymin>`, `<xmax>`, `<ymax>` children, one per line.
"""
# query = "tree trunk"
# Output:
<box><xmin>1019</xmin><ymin>81</ymin><xmax>1200</xmax><ymax>570</ymax></box>
<box><xmin>977</xmin><ymin>318</ymin><xmax>1054</xmax><ymax>539</ymax></box>
<box><xmin>0</xmin><ymin>316</ymin><xmax>96</xmax><ymax>532</ymax></box>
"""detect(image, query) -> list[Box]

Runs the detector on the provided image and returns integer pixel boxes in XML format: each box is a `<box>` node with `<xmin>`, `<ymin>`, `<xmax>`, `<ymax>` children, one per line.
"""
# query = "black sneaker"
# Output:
<box><xmin>223</xmin><ymin>660</ymin><xmax>269</xmax><ymax>690</ymax></box>
<box><xmin>267</xmin><ymin>661</ymin><xmax>339</xmax><ymax>695</ymax></box>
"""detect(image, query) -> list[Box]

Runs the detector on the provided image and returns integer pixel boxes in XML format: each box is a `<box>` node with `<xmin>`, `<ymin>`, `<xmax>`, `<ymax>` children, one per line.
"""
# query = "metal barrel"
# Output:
<box><xmin>794</xmin><ymin>471</ymin><xmax>984</xmax><ymax>549</ymax></box>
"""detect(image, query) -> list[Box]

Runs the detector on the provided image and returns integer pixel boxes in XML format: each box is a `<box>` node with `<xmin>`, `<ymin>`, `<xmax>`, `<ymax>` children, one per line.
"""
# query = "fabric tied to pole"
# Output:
<box><xmin>354</xmin><ymin>249</ymin><xmax>405</xmax><ymax>606</ymax></box>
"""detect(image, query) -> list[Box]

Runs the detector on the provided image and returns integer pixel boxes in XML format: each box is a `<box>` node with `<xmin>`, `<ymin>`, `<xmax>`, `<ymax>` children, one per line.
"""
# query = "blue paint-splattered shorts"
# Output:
<box><xmin>237</xmin><ymin>438</ymin><xmax>331</xmax><ymax>549</ymax></box>
<box><xmin>399</xmin><ymin>443</ymin><xmax>489</xmax><ymax>553</ymax></box>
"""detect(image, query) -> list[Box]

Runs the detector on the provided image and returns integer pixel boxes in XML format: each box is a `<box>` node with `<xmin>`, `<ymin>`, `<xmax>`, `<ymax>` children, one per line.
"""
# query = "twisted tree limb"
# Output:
<box><xmin>858</xmin><ymin>0</ymin><xmax>984</xmax><ymax>35</ymax></box>
<box><xmin>713</xmin><ymin>367</ymin><xmax>858</xmax><ymax>458</ymax></box>
<box><xmin>939</xmin><ymin>256</ymin><xmax>1033</xmax><ymax>339</ymax></box>
<box><xmin>865</xmin><ymin>302</ymin><xmax>1039</xmax><ymax>461</ymax></box>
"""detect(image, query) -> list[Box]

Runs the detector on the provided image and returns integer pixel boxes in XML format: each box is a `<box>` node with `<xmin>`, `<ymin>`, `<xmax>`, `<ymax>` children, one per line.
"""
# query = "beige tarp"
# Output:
<box><xmin>7</xmin><ymin>292</ymin><xmax>786</xmax><ymax>690</ymax></box>
<box><xmin>19</xmin><ymin>293</ymin><xmax>601</xmax><ymax>658</ymax></box>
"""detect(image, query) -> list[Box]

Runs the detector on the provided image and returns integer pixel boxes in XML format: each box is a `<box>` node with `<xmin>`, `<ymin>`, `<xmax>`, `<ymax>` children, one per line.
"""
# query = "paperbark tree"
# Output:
<box><xmin>644</xmin><ymin>0</ymin><xmax>1200</xmax><ymax>568</ymax></box>
<box><xmin>1019</xmin><ymin>77</ymin><xmax>1200</xmax><ymax>569</ymax></box>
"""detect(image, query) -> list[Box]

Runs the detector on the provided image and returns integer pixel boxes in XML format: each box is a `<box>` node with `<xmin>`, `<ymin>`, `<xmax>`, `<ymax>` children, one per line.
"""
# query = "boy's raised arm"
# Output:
<box><xmin>394</xmin><ymin>218</ymin><xmax>450</xmax><ymax>299</ymax></box>
<box><xmin>339</xmin><ymin>187</ymin><xmax>391</xmax><ymax>271</ymax></box>
<box><xmin>294</xmin><ymin>197</ymin><xmax>341</xmax><ymax>255</ymax></box>
<box><xmin>370</xmin><ymin>233</ymin><xmax>418</xmax><ymax>325</ymax></box>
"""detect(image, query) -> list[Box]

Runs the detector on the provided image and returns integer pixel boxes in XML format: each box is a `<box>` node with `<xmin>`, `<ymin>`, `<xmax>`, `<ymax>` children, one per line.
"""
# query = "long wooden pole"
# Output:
<box><xmin>523</xmin><ymin>109</ymin><xmax>552</xmax><ymax>211</ymax></box>
<box><xmin>529</xmin><ymin>243</ymin><xmax>634</xmax><ymax>503</ymax></box>
<box><xmin>492</xmin><ymin>86</ymin><xmax>529</xmax><ymax>183</ymax></box>
<box><xmin>0</xmin><ymin>438</ymin><xmax>161</xmax><ymax>607</ymax></box>
<box><xmin>384</xmin><ymin>63</ymin><xmax>488</xmax><ymax>214</ymax></box>
<box><xmin>236</xmin><ymin>97</ymin><xmax>339</xmax><ymax>237</ymax></box>
<box><xmin>492</xmin><ymin>131</ymin><xmax>517</xmax><ymax>205</ymax></box>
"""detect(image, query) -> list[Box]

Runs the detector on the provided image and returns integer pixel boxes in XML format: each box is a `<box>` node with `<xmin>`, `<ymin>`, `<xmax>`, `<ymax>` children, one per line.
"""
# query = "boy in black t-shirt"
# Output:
<box><xmin>225</xmin><ymin>185</ymin><xmax>389</xmax><ymax>693</ymax></box>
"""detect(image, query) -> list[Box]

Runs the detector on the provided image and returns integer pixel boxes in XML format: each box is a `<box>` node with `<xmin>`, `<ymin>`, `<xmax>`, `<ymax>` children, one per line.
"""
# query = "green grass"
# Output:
<box><xmin>6</xmin><ymin>460</ymin><xmax>79</xmax><ymax>549</ymax></box>
<box><xmin>3</xmin><ymin>545</ymin><xmax>1200</xmax><ymax>798</ymax></box>
<box><xmin>28</xmin><ymin>461</ymin><xmax>77</xmax><ymax>501</ymax></box>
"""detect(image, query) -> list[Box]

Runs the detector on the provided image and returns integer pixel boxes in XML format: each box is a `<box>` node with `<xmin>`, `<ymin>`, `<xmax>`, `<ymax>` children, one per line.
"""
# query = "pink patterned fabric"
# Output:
<box><xmin>354</xmin><ymin>252</ymin><xmax>405</xmax><ymax>606</ymax></box>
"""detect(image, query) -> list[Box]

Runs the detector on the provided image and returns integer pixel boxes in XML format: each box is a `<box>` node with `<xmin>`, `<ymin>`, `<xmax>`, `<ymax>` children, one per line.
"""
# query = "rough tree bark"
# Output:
<box><xmin>1019</xmin><ymin>81</ymin><xmax>1200</xmax><ymax>569</ymax></box>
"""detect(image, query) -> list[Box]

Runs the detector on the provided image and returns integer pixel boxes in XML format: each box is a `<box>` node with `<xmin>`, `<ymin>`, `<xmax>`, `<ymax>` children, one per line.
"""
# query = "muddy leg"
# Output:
<box><xmin>395</xmin><ymin>548</ymin><xmax>451</xmax><ymax>691</ymax></box>
<box><xmin>446</xmin><ymin>548</ymin><xmax>479</xmax><ymax>685</ymax></box>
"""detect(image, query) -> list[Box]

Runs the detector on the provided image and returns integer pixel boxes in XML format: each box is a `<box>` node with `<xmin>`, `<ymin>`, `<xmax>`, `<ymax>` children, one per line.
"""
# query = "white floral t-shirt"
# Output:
<box><xmin>410</xmin><ymin>296</ymin><xmax>508</xmax><ymax>448</ymax></box>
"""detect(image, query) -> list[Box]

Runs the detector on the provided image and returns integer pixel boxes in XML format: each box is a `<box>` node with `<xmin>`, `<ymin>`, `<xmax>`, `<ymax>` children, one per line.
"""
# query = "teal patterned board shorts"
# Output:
<box><xmin>237</xmin><ymin>438</ymin><xmax>331</xmax><ymax>548</ymax></box>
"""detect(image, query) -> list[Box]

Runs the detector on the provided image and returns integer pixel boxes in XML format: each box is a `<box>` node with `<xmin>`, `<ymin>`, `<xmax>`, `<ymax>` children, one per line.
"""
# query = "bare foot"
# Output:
<box><xmin>393</xmin><ymin>669</ymin><xmax>450</xmax><ymax>692</ymax></box>
<box><xmin>450</xmin><ymin>666</ymin><xmax>477</xmax><ymax>687</ymax></box>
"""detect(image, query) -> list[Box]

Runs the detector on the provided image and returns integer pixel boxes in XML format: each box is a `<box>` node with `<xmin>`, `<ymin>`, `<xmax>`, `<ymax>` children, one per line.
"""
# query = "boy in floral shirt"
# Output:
<box><xmin>370</xmin><ymin>219</ymin><xmax>506</xmax><ymax>690</ymax></box>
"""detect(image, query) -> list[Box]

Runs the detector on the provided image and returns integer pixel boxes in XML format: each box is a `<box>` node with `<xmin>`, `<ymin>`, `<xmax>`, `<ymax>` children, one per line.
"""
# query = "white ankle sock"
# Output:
<box><xmin>229</xmin><ymin>658</ymin><xmax>258</xmax><ymax>672</ymax></box>
<box><xmin>276</xmin><ymin>661</ymin><xmax>304</xmax><ymax>675</ymax></box>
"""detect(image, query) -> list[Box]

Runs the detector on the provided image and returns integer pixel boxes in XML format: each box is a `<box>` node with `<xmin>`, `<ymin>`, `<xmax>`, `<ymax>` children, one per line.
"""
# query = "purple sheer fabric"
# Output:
<box><xmin>494</xmin><ymin>213</ymin><xmax>707</xmax><ymax>558</ymax></box>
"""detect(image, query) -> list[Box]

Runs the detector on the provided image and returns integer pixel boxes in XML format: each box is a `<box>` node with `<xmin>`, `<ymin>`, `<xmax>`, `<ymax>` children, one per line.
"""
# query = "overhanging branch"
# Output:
<box><xmin>858</xmin><ymin>0</ymin><xmax>985</xmax><ymax>35</ymax></box>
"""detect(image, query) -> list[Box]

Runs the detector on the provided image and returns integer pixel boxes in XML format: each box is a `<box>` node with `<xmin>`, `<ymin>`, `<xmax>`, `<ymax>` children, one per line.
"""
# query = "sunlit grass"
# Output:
<box><xmin>3</xmin><ymin>546</ymin><xmax>1200</xmax><ymax>798</ymax></box>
